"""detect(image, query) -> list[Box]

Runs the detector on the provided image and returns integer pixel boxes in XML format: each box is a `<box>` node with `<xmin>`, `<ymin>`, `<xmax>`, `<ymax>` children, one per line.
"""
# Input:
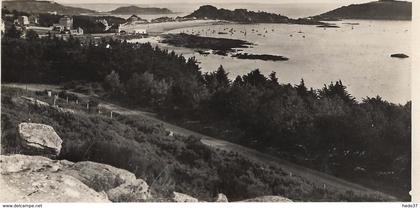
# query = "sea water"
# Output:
<box><xmin>163</xmin><ymin>20</ymin><xmax>411</xmax><ymax>104</ymax></box>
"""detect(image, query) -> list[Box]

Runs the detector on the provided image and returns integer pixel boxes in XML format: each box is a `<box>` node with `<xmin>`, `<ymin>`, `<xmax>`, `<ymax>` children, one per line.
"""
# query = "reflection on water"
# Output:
<box><xmin>149</xmin><ymin>20</ymin><xmax>410</xmax><ymax>104</ymax></box>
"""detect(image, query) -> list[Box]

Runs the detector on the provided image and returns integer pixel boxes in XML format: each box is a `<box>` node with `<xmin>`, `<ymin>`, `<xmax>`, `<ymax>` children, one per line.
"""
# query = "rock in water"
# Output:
<box><xmin>18</xmin><ymin>123</ymin><xmax>63</xmax><ymax>157</ymax></box>
<box><xmin>241</xmin><ymin>196</ymin><xmax>293</xmax><ymax>202</ymax></box>
<box><xmin>214</xmin><ymin>193</ymin><xmax>228</xmax><ymax>202</ymax></box>
<box><xmin>107</xmin><ymin>179</ymin><xmax>150</xmax><ymax>202</ymax></box>
<box><xmin>172</xmin><ymin>192</ymin><xmax>199</xmax><ymax>202</ymax></box>
<box><xmin>391</xmin><ymin>53</ymin><xmax>409</xmax><ymax>58</ymax></box>
<box><xmin>0</xmin><ymin>154</ymin><xmax>110</xmax><ymax>202</ymax></box>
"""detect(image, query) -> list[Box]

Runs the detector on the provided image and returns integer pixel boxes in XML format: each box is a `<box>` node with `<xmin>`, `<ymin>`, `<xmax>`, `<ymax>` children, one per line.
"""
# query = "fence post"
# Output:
<box><xmin>110</xmin><ymin>111</ymin><xmax>113</xmax><ymax>118</ymax></box>
<box><xmin>53</xmin><ymin>95</ymin><xmax>58</xmax><ymax>107</ymax></box>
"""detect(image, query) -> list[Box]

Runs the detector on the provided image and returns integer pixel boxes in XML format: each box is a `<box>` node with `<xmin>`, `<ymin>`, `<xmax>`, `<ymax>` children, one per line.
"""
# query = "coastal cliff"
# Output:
<box><xmin>312</xmin><ymin>0</ymin><xmax>412</xmax><ymax>20</ymax></box>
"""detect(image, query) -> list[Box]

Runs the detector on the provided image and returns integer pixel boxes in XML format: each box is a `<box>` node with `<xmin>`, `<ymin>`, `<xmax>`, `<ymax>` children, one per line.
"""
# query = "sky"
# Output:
<box><xmin>56</xmin><ymin>0</ymin><xmax>376</xmax><ymax>5</ymax></box>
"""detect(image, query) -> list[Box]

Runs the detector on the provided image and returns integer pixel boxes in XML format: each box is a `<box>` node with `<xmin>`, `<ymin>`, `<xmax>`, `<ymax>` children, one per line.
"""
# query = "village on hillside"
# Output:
<box><xmin>1</xmin><ymin>7</ymin><xmax>200</xmax><ymax>40</ymax></box>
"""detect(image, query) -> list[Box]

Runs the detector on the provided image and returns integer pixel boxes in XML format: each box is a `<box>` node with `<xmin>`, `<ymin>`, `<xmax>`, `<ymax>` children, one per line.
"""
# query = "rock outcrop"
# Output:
<box><xmin>18</xmin><ymin>123</ymin><xmax>63</xmax><ymax>158</ymax></box>
<box><xmin>0</xmin><ymin>154</ymin><xmax>109</xmax><ymax>202</ymax></box>
<box><xmin>214</xmin><ymin>193</ymin><xmax>228</xmax><ymax>202</ymax></box>
<box><xmin>241</xmin><ymin>195</ymin><xmax>293</xmax><ymax>202</ymax></box>
<box><xmin>391</xmin><ymin>53</ymin><xmax>409</xmax><ymax>58</ymax></box>
<box><xmin>107</xmin><ymin>179</ymin><xmax>150</xmax><ymax>202</ymax></box>
<box><xmin>21</xmin><ymin>96</ymin><xmax>50</xmax><ymax>108</ymax></box>
<box><xmin>67</xmin><ymin>161</ymin><xmax>137</xmax><ymax>192</ymax></box>
<box><xmin>0</xmin><ymin>154</ymin><xmax>155</xmax><ymax>203</ymax></box>
<box><xmin>172</xmin><ymin>192</ymin><xmax>199</xmax><ymax>202</ymax></box>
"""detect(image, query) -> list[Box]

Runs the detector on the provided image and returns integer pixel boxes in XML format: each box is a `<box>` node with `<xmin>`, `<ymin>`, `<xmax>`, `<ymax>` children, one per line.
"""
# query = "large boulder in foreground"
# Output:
<box><xmin>0</xmin><ymin>154</ymin><xmax>109</xmax><ymax>202</ymax></box>
<box><xmin>18</xmin><ymin>123</ymin><xmax>63</xmax><ymax>157</ymax></box>
<box><xmin>241</xmin><ymin>196</ymin><xmax>293</xmax><ymax>202</ymax></box>
<box><xmin>214</xmin><ymin>193</ymin><xmax>228</xmax><ymax>202</ymax></box>
<box><xmin>0</xmin><ymin>155</ymin><xmax>154</xmax><ymax>202</ymax></box>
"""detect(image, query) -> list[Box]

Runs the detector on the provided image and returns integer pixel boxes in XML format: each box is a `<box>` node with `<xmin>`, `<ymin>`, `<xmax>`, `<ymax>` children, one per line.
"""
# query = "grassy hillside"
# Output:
<box><xmin>2</xmin><ymin>0</ymin><xmax>96</xmax><ymax>15</ymax></box>
<box><xmin>312</xmin><ymin>0</ymin><xmax>412</xmax><ymax>20</ymax></box>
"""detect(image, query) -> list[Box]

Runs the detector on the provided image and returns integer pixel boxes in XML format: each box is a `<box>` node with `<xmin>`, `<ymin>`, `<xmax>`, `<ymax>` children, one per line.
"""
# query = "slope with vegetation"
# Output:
<box><xmin>2</xmin><ymin>0</ymin><xmax>96</xmax><ymax>15</ymax></box>
<box><xmin>312</xmin><ymin>0</ymin><xmax>412</xmax><ymax>21</ymax></box>
<box><xmin>1</xmin><ymin>35</ymin><xmax>411</xmax><ymax>200</ymax></box>
<box><xmin>185</xmin><ymin>5</ymin><xmax>326</xmax><ymax>25</ymax></box>
<box><xmin>1</xmin><ymin>87</ymin><xmax>393</xmax><ymax>202</ymax></box>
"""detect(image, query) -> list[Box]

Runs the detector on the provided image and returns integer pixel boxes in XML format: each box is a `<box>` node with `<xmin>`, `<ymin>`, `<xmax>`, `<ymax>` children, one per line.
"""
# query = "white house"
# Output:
<box><xmin>70</xmin><ymin>27</ymin><xmax>84</xmax><ymax>35</ymax></box>
<box><xmin>132</xmin><ymin>28</ymin><xmax>147</xmax><ymax>35</ymax></box>
<box><xmin>17</xmin><ymin>16</ymin><xmax>29</xmax><ymax>26</ymax></box>
<box><xmin>1</xmin><ymin>19</ymin><xmax>5</xmax><ymax>34</ymax></box>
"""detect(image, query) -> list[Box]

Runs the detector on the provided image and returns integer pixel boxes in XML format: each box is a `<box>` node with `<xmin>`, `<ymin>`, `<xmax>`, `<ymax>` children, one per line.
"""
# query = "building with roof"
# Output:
<box><xmin>59</xmin><ymin>16</ymin><xmax>73</xmax><ymax>30</ymax></box>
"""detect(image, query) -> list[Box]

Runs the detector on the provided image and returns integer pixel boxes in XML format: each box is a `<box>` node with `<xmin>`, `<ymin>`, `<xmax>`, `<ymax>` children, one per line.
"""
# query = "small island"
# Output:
<box><xmin>391</xmin><ymin>53</ymin><xmax>409</xmax><ymax>58</ymax></box>
<box><xmin>317</xmin><ymin>25</ymin><xmax>340</xmax><ymax>28</ymax></box>
<box><xmin>232</xmin><ymin>53</ymin><xmax>289</xmax><ymax>61</ymax></box>
<box><xmin>110</xmin><ymin>6</ymin><xmax>173</xmax><ymax>15</ymax></box>
<box><xmin>161</xmin><ymin>33</ymin><xmax>252</xmax><ymax>55</ymax></box>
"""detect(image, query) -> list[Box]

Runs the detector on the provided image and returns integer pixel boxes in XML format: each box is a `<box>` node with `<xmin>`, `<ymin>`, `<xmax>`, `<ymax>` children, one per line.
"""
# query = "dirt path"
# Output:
<box><xmin>2</xmin><ymin>83</ymin><xmax>395</xmax><ymax>199</ymax></box>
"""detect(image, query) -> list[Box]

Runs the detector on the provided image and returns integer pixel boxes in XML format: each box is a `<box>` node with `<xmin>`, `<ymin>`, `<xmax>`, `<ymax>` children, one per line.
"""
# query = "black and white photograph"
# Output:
<box><xmin>0</xmin><ymin>0</ymin><xmax>416</xmax><ymax>205</ymax></box>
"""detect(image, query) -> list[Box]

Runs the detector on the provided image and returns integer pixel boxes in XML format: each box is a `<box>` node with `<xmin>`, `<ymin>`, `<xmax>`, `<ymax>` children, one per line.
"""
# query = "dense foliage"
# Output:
<box><xmin>1</xmin><ymin>36</ymin><xmax>411</xmax><ymax>200</ymax></box>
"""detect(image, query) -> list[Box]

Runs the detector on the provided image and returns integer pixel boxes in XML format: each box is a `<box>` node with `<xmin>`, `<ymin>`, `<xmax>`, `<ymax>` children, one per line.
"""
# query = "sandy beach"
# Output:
<box><xmin>120</xmin><ymin>20</ymin><xmax>229</xmax><ymax>35</ymax></box>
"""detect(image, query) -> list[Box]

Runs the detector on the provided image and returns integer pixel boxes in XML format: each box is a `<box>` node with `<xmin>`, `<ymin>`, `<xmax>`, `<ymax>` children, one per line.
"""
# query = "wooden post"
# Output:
<box><xmin>110</xmin><ymin>111</ymin><xmax>113</xmax><ymax>118</ymax></box>
<box><xmin>53</xmin><ymin>95</ymin><xmax>58</xmax><ymax>107</ymax></box>
<box><xmin>76</xmin><ymin>99</ymin><xmax>79</xmax><ymax>104</ymax></box>
<box><xmin>66</xmin><ymin>97</ymin><xmax>69</xmax><ymax>103</ymax></box>
<box><xmin>87</xmin><ymin>103</ymin><xmax>89</xmax><ymax>110</ymax></box>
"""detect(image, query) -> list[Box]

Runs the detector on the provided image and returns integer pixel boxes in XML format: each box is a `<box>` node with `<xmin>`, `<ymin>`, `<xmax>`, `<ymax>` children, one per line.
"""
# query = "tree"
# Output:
<box><xmin>319</xmin><ymin>80</ymin><xmax>356</xmax><ymax>104</ymax></box>
<box><xmin>5</xmin><ymin>25</ymin><xmax>22</xmax><ymax>39</ymax></box>
<box><xmin>296</xmin><ymin>79</ymin><xmax>307</xmax><ymax>97</ymax></box>
<box><xmin>269</xmin><ymin>71</ymin><xmax>279</xmax><ymax>85</ymax></box>
<box><xmin>26</xmin><ymin>30</ymin><xmax>39</xmax><ymax>40</ymax></box>
<box><xmin>204</xmin><ymin>65</ymin><xmax>230</xmax><ymax>93</ymax></box>
<box><xmin>104</xmin><ymin>70</ymin><xmax>121</xmax><ymax>95</ymax></box>
<box><xmin>242</xmin><ymin>69</ymin><xmax>267</xmax><ymax>87</ymax></box>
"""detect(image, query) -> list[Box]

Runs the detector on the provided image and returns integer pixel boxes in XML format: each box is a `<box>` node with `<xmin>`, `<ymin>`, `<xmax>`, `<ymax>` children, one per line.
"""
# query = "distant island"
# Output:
<box><xmin>232</xmin><ymin>53</ymin><xmax>289</xmax><ymax>61</ymax></box>
<box><xmin>312</xmin><ymin>0</ymin><xmax>412</xmax><ymax>21</ymax></box>
<box><xmin>110</xmin><ymin>6</ymin><xmax>173</xmax><ymax>15</ymax></box>
<box><xmin>185</xmin><ymin>5</ymin><xmax>327</xmax><ymax>25</ymax></box>
<box><xmin>2</xmin><ymin>0</ymin><xmax>96</xmax><ymax>15</ymax></box>
<box><xmin>391</xmin><ymin>53</ymin><xmax>409</xmax><ymax>58</ymax></box>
